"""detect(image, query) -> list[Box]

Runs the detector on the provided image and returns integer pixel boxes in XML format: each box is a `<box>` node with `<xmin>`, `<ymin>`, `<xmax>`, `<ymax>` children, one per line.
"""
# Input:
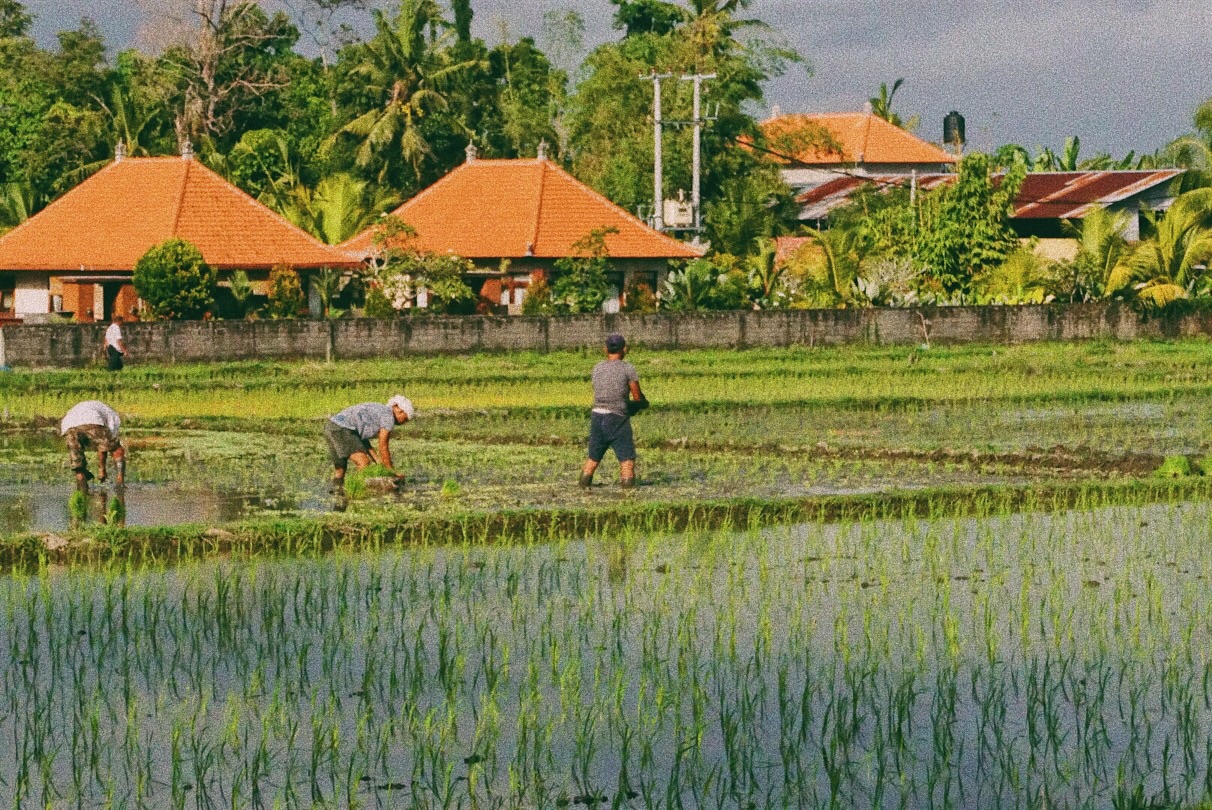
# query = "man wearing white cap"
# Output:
<box><xmin>324</xmin><ymin>395</ymin><xmax>414</xmax><ymax>490</ymax></box>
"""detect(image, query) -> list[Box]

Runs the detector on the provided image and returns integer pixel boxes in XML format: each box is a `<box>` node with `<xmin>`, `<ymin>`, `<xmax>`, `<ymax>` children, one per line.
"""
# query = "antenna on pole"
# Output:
<box><xmin>642</xmin><ymin>72</ymin><xmax>673</xmax><ymax>231</ymax></box>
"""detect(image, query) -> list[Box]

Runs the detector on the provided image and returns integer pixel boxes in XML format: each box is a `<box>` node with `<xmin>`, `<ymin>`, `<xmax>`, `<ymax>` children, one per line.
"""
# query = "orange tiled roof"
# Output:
<box><xmin>761</xmin><ymin>112</ymin><xmax>957</xmax><ymax>167</ymax></box>
<box><xmin>342</xmin><ymin>158</ymin><xmax>703</xmax><ymax>260</ymax></box>
<box><xmin>0</xmin><ymin>157</ymin><xmax>360</xmax><ymax>272</ymax></box>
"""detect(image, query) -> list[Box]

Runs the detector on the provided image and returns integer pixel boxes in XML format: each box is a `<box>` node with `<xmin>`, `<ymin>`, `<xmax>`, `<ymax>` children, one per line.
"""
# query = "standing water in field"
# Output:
<box><xmin>0</xmin><ymin>502</ymin><xmax>1209</xmax><ymax>808</ymax></box>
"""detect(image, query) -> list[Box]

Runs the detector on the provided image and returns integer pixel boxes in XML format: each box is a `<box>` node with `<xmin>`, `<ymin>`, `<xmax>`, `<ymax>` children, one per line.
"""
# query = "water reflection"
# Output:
<box><xmin>0</xmin><ymin>483</ymin><xmax>327</xmax><ymax>533</ymax></box>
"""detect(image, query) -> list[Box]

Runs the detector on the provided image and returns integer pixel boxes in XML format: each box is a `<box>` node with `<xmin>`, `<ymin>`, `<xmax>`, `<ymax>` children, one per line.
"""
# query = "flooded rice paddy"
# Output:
<box><xmin>3</xmin><ymin>343</ymin><xmax>1212</xmax><ymax>807</ymax></box>
<box><xmin>0</xmin><ymin>503</ymin><xmax>1208</xmax><ymax>808</ymax></box>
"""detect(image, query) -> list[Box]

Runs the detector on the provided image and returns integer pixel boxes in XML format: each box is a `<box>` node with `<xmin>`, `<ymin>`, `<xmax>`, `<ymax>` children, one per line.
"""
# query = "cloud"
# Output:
<box><xmin>27</xmin><ymin>0</ymin><xmax>1212</xmax><ymax>155</ymax></box>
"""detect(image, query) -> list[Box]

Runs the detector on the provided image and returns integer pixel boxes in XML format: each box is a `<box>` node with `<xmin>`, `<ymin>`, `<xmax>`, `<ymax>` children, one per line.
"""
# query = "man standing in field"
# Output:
<box><xmin>104</xmin><ymin>313</ymin><xmax>127</xmax><ymax>371</ymax></box>
<box><xmin>61</xmin><ymin>400</ymin><xmax>125</xmax><ymax>488</ymax></box>
<box><xmin>581</xmin><ymin>333</ymin><xmax>647</xmax><ymax>490</ymax></box>
<box><xmin>325</xmin><ymin>395</ymin><xmax>415</xmax><ymax>490</ymax></box>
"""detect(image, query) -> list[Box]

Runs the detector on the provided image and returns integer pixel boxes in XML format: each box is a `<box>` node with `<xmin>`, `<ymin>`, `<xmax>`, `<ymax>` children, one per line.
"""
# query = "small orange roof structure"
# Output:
<box><xmin>342</xmin><ymin>158</ymin><xmax>703</xmax><ymax>260</ymax></box>
<box><xmin>761</xmin><ymin>112</ymin><xmax>957</xmax><ymax>167</ymax></box>
<box><xmin>0</xmin><ymin>156</ymin><xmax>360</xmax><ymax>271</ymax></box>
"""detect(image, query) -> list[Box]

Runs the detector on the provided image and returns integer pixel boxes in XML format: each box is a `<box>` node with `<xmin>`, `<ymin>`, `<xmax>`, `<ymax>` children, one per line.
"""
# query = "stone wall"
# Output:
<box><xmin>3</xmin><ymin>303</ymin><xmax>1210</xmax><ymax>368</ymax></box>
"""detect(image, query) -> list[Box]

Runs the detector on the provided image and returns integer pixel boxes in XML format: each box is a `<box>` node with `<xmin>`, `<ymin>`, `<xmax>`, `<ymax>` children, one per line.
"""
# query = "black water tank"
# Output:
<box><xmin>944</xmin><ymin>111</ymin><xmax>966</xmax><ymax>147</ymax></box>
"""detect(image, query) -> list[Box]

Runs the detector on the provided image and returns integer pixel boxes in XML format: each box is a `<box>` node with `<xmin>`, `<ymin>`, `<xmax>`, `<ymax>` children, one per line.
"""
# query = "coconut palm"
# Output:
<box><xmin>794</xmin><ymin>227</ymin><xmax>861</xmax><ymax>307</ymax></box>
<box><xmin>868</xmin><ymin>78</ymin><xmax>919</xmax><ymax>132</ymax></box>
<box><xmin>329</xmin><ymin>0</ymin><xmax>479</xmax><ymax>184</ymax></box>
<box><xmin>1060</xmin><ymin>206</ymin><xmax>1131</xmax><ymax>298</ymax></box>
<box><xmin>0</xmin><ymin>181</ymin><xmax>38</xmax><ymax>234</ymax></box>
<box><xmin>277</xmin><ymin>173</ymin><xmax>399</xmax><ymax>246</ymax></box>
<box><xmin>1106</xmin><ymin>188</ymin><xmax>1212</xmax><ymax>306</ymax></box>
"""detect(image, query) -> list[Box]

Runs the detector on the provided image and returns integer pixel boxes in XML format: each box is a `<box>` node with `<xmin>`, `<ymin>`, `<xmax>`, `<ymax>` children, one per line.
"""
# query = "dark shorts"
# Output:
<box><xmin>325</xmin><ymin>420</ymin><xmax>369</xmax><ymax>469</ymax></box>
<box><xmin>65</xmin><ymin>425</ymin><xmax>120</xmax><ymax>472</ymax></box>
<box><xmin>106</xmin><ymin>346</ymin><xmax>124</xmax><ymax>371</ymax></box>
<box><xmin>587</xmin><ymin>412</ymin><xmax>636</xmax><ymax>463</ymax></box>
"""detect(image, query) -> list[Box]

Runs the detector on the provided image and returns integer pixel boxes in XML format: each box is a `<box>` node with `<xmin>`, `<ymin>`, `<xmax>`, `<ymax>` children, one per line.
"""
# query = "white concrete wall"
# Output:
<box><xmin>14</xmin><ymin>275</ymin><xmax>48</xmax><ymax>315</ymax></box>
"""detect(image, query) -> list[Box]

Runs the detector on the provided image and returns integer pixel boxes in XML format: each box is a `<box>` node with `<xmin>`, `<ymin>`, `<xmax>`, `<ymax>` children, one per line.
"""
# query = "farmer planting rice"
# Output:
<box><xmin>580</xmin><ymin>333</ymin><xmax>647</xmax><ymax>489</ymax></box>
<box><xmin>60</xmin><ymin>400</ymin><xmax>125</xmax><ymax>488</ymax></box>
<box><xmin>325</xmin><ymin>395</ymin><xmax>414</xmax><ymax>491</ymax></box>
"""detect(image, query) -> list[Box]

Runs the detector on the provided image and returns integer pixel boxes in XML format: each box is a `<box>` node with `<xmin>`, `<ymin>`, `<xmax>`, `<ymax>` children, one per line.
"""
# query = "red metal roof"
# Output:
<box><xmin>0</xmin><ymin>157</ymin><xmax>361</xmax><ymax>272</ymax></box>
<box><xmin>342</xmin><ymin>158</ymin><xmax>703</xmax><ymax>260</ymax></box>
<box><xmin>796</xmin><ymin>170</ymin><xmax>1181</xmax><ymax>221</ymax></box>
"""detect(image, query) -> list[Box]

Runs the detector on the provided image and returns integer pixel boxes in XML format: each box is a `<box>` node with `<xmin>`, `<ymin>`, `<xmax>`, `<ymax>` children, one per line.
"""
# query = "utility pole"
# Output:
<box><xmin>681</xmin><ymin>73</ymin><xmax>716</xmax><ymax>239</ymax></box>
<box><xmin>643</xmin><ymin>73</ymin><xmax>673</xmax><ymax>230</ymax></box>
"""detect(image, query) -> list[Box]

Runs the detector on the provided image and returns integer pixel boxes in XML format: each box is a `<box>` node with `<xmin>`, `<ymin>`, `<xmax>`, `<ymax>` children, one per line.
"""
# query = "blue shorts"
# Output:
<box><xmin>588</xmin><ymin>412</ymin><xmax>636</xmax><ymax>463</ymax></box>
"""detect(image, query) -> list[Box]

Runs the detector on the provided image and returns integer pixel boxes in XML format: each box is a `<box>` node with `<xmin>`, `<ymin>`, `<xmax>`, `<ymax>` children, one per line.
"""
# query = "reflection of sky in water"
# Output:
<box><xmin>0</xmin><ymin>483</ymin><xmax>329</xmax><ymax>533</ymax></box>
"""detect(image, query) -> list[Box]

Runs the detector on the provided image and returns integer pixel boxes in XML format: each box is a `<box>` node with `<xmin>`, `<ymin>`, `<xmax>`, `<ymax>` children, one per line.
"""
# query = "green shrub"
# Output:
<box><xmin>521</xmin><ymin>271</ymin><xmax>555</xmax><ymax>315</ymax></box>
<box><xmin>363</xmin><ymin>284</ymin><xmax>396</xmax><ymax>318</ymax></box>
<box><xmin>132</xmin><ymin>238</ymin><xmax>217</xmax><ymax>320</ymax></box>
<box><xmin>228</xmin><ymin>270</ymin><xmax>257</xmax><ymax>318</ymax></box>
<box><xmin>441</xmin><ymin>478</ymin><xmax>461</xmax><ymax>499</ymax></box>
<box><xmin>266</xmin><ymin>265</ymin><xmax>305</xmax><ymax>319</ymax></box>
<box><xmin>1155</xmin><ymin>455</ymin><xmax>1197</xmax><ymax>478</ymax></box>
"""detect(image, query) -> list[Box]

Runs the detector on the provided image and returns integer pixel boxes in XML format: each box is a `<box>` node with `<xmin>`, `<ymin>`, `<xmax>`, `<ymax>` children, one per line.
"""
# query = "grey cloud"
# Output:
<box><xmin>26</xmin><ymin>0</ymin><xmax>1212</xmax><ymax>155</ymax></box>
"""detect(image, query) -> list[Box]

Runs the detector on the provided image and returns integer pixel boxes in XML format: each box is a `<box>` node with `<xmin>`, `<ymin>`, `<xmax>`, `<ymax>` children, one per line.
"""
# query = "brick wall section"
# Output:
<box><xmin>3</xmin><ymin>303</ymin><xmax>1211</xmax><ymax>368</ymax></box>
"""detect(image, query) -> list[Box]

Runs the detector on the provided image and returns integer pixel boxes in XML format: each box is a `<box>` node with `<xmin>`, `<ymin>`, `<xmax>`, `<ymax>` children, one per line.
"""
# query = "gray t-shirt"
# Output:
<box><xmin>330</xmin><ymin>403</ymin><xmax>396</xmax><ymax>442</ymax></box>
<box><xmin>591</xmin><ymin>360</ymin><xmax>639</xmax><ymax>417</ymax></box>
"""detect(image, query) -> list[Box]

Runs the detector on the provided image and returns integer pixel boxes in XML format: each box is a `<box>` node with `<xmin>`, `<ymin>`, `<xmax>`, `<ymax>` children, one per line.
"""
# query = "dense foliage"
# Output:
<box><xmin>132</xmin><ymin>238</ymin><xmax>217</xmax><ymax>320</ymax></box>
<box><xmin>0</xmin><ymin>1</ymin><xmax>1208</xmax><ymax>316</ymax></box>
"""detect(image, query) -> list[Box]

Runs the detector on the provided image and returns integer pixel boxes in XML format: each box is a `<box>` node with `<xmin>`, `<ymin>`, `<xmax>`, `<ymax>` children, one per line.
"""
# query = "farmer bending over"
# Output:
<box><xmin>61</xmin><ymin>400</ymin><xmax>125</xmax><ymax>488</ymax></box>
<box><xmin>580</xmin><ymin>334</ymin><xmax>647</xmax><ymax>489</ymax></box>
<box><xmin>325</xmin><ymin>395</ymin><xmax>414</xmax><ymax>490</ymax></box>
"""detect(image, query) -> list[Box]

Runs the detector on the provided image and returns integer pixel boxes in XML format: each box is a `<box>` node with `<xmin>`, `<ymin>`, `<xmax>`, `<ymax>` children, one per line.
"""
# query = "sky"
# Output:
<box><xmin>28</xmin><ymin>0</ymin><xmax>1212</xmax><ymax>159</ymax></box>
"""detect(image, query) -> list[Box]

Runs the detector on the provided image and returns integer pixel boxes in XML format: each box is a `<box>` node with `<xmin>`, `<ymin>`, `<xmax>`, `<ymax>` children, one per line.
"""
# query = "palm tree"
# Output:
<box><xmin>746</xmin><ymin>237</ymin><xmax>786</xmax><ymax>308</ymax></box>
<box><xmin>868</xmin><ymin>78</ymin><xmax>919</xmax><ymax>131</ymax></box>
<box><xmin>1060</xmin><ymin>206</ymin><xmax>1131</xmax><ymax>298</ymax></box>
<box><xmin>800</xmin><ymin>227</ymin><xmax>861</xmax><ymax>307</ymax></box>
<box><xmin>277</xmin><ymin>173</ymin><xmax>399</xmax><ymax>246</ymax></box>
<box><xmin>0</xmin><ymin>181</ymin><xmax>39</xmax><ymax>234</ymax></box>
<box><xmin>1106</xmin><ymin>189</ymin><xmax>1212</xmax><ymax>306</ymax></box>
<box><xmin>329</xmin><ymin>0</ymin><xmax>480</xmax><ymax>184</ymax></box>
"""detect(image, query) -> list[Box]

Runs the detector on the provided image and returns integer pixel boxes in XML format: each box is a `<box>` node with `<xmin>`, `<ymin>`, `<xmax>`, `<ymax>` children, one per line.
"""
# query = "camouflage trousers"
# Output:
<box><xmin>65</xmin><ymin>425</ymin><xmax>119</xmax><ymax>472</ymax></box>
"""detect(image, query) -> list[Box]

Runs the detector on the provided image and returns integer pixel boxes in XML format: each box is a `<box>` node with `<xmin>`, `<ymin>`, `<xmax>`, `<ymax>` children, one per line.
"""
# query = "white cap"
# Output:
<box><xmin>388</xmin><ymin>395</ymin><xmax>415</xmax><ymax>420</ymax></box>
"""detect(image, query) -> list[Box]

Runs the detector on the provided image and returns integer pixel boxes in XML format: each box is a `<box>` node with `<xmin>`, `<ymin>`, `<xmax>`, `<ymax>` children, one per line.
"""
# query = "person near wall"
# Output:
<box><xmin>61</xmin><ymin>400</ymin><xmax>126</xmax><ymax>488</ymax></box>
<box><xmin>104</xmin><ymin>313</ymin><xmax>127</xmax><ymax>371</ymax></box>
<box><xmin>580</xmin><ymin>333</ymin><xmax>648</xmax><ymax>490</ymax></box>
<box><xmin>324</xmin><ymin>395</ymin><xmax>415</xmax><ymax>491</ymax></box>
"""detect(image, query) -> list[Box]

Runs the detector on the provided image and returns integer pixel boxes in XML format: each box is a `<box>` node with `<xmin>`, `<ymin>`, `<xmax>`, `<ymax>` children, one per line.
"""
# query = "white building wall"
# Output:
<box><xmin>15</xmin><ymin>275</ymin><xmax>49</xmax><ymax>315</ymax></box>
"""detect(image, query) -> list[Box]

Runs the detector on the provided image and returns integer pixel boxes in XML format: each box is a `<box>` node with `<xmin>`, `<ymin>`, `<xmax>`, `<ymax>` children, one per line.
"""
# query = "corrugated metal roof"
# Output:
<box><xmin>795</xmin><ymin>170</ymin><xmax>1182</xmax><ymax>221</ymax></box>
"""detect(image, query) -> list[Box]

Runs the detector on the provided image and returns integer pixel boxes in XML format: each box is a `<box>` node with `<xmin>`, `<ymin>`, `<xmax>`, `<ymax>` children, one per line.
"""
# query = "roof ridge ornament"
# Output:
<box><xmin>465</xmin><ymin>142</ymin><xmax>478</xmax><ymax>164</ymax></box>
<box><xmin>537</xmin><ymin>140</ymin><xmax>549</xmax><ymax>161</ymax></box>
<box><xmin>181</xmin><ymin>138</ymin><xmax>194</xmax><ymax>161</ymax></box>
<box><xmin>114</xmin><ymin>140</ymin><xmax>127</xmax><ymax>163</ymax></box>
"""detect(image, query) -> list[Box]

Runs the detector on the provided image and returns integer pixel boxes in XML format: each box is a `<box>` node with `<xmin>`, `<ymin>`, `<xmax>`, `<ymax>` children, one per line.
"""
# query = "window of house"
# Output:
<box><xmin>0</xmin><ymin>273</ymin><xmax>14</xmax><ymax>313</ymax></box>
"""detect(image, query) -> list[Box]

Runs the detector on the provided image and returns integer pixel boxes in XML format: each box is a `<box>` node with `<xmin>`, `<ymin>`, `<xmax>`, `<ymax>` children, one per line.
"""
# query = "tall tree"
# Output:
<box><xmin>915</xmin><ymin>153</ymin><xmax>1026</xmax><ymax>296</ymax></box>
<box><xmin>329</xmin><ymin>0</ymin><xmax>479</xmax><ymax>188</ymax></box>
<box><xmin>451</xmin><ymin>0</ymin><xmax>472</xmax><ymax>44</ymax></box>
<box><xmin>0</xmin><ymin>0</ymin><xmax>31</xmax><ymax>39</ymax></box>
<box><xmin>161</xmin><ymin>1</ymin><xmax>300</xmax><ymax>147</ymax></box>
<box><xmin>568</xmin><ymin>0</ymin><xmax>804</xmax><ymax>255</ymax></box>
